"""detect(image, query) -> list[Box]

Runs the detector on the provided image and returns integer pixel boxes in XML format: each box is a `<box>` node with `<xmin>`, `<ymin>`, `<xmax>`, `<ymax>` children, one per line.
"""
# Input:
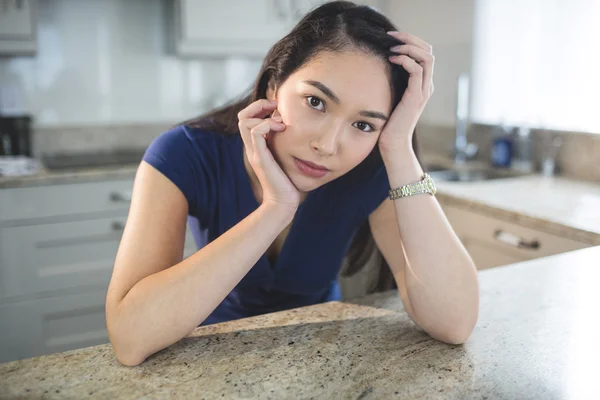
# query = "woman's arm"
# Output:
<box><xmin>371</xmin><ymin>149</ymin><xmax>479</xmax><ymax>344</ymax></box>
<box><xmin>367</xmin><ymin>31</ymin><xmax>478</xmax><ymax>344</ymax></box>
<box><xmin>105</xmin><ymin>162</ymin><xmax>295</xmax><ymax>366</ymax></box>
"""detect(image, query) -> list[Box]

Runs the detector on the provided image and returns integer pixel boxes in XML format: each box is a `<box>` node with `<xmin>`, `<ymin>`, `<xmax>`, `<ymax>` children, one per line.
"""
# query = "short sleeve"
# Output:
<box><xmin>142</xmin><ymin>125</ymin><xmax>217</xmax><ymax>223</ymax></box>
<box><xmin>358</xmin><ymin>159</ymin><xmax>390</xmax><ymax>220</ymax></box>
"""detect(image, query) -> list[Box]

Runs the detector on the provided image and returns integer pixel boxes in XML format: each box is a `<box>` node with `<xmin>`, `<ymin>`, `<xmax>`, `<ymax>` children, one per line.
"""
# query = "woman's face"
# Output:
<box><xmin>266</xmin><ymin>50</ymin><xmax>393</xmax><ymax>193</ymax></box>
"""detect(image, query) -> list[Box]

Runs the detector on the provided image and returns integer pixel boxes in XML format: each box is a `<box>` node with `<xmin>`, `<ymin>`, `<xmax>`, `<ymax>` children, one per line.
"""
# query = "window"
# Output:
<box><xmin>471</xmin><ymin>0</ymin><xmax>600</xmax><ymax>133</ymax></box>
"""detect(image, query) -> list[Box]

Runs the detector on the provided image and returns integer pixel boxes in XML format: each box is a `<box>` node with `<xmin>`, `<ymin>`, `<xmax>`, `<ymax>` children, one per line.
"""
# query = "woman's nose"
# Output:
<box><xmin>310</xmin><ymin>124</ymin><xmax>343</xmax><ymax>156</ymax></box>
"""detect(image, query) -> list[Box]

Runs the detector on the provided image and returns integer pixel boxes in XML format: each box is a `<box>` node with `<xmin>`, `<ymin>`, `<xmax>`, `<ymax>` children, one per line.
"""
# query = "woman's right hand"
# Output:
<box><xmin>238</xmin><ymin>99</ymin><xmax>300</xmax><ymax>210</ymax></box>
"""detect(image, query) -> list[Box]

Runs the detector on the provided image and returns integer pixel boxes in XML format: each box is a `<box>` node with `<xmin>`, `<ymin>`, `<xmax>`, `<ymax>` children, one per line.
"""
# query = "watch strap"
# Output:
<box><xmin>389</xmin><ymin>172</ymin><xmax>436</xmax><ymax>200</ymax></box>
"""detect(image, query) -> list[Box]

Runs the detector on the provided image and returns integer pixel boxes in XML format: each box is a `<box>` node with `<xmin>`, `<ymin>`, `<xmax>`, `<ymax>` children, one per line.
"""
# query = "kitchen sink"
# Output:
<box><xmin>425</xmin><ymin>164</ymin><xmax>529</xmax><ymax>182</ymax></box>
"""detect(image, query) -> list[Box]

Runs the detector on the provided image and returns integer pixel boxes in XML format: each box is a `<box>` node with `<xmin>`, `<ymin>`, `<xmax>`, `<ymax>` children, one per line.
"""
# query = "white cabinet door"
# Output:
<box><xmin>0</xmin><ymin>216</ymin><xmax>198</xmax><ymax>301</ymax></box>
<box><xmin>460</xmin><ymin>237</ymin><xmax>523</xmax><ymax>270</ymax></box>
<box><xmin>0</xmin><ymin>288</ymin><xmax>109</xmax><ymax>363</ymax></box>
<box><xmin>174</xmin><ymin>0</ymin><xmax>385</xmax><ymax>57</ymax></box>
<box><xmin>0</xmin><ymin>216</ymin><xmax>127</xmax><ymax>301</ymax></box>
<box><xmin>0</xmin><ymin>179</ymin><xmax>134</xmax><ymax>222</ymax></box>
<box><xmin>175</xmin><ymin>0</ymin><xmax>290</xmax><ymax>57</ymax></box>
<box><xmin>0</xmin><ymin>0</ymin><xmax>36</xmax><ymax>55</ymax></box>
<box><xmin>441</xmin><ymin>203</ymin><xmax>591</xmax><ymax>270</ymax></box>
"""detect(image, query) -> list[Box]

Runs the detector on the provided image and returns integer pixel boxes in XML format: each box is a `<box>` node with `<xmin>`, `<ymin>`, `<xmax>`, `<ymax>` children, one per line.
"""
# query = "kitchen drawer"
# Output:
<box><xmin>0</xmin><ymin>179</ymin><xmax>134</xmax><ymax>222</ymax></box>
<box><xmin>443</xmin><ymin>205</ymin><xmax>590</xmax><ymax>262</ymax></box>
<box><xmin>0</xmin><ymin>288</ymin><xmax>109</xmax><ymax>363</ymax></box>
<box><xmin>0</xmin><ymin>217</ymin><xmax>126</xmax><ymax>300</ymax></box>
<box><xmin>0</xmin><ymin>217</ymin><xmax>198</xmax><ymax>301</ymax></box>
<box><xmin>461</xmin><ymin>238</ymin><xmax>523</xmax><ymax>270</ymax></box>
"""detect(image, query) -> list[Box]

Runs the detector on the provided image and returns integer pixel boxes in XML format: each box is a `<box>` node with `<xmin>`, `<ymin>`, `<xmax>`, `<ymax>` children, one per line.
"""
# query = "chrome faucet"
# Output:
<box><xmin>454</xmin><ymin>73</ymin><xmax>479</xmax><ymax>164</ymax></box>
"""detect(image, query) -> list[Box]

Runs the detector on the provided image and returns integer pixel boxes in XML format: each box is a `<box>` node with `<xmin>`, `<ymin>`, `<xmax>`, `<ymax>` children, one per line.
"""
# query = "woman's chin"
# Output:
<box><xmin>286</xmin><ymin>170</ymin><xmax>327</xmax><ymax>193</ymax></box>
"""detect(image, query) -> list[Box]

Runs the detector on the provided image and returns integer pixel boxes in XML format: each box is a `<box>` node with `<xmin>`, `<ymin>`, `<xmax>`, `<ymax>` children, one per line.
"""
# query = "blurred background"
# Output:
<box><xmin>0</xmin><ymin>0</ymin><xmax>599</xmax><ymax>363</ymax></box>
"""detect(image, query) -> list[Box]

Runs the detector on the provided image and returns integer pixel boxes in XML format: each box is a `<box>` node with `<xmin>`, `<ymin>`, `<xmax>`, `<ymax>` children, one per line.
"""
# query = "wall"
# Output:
<box><xmin>384</xmin><ymin>0</ymin><xmax>475</xmax><ymax>127</ymax></box>
<box><xmin>0</xmin><ymin>0</ymin><xmax>262</xmax><ymax>128</ymax></box>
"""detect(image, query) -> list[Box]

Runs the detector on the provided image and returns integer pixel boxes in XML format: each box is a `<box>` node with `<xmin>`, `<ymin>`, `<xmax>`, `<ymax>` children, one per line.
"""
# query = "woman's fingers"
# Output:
<box><xmin>390</xmin><ymin>44</ymin><xmax>434</xmax><ymax>95</ymax></box>
<box><xmin>249</xmin><ymin>119</ymin><xmax>285</xmax><ymax>154</ymax></box>
<box><xmin>238</xmin><ymin>99</ymin><xmax>279</xmax><ymax>151</ymax></box>
<box><xmin>387</xmin><ymin>31</ymin><xmax>432</xmax><ymax>54</ymax></box>
<box><xmin>239</xmin><ymin>117</ymin><xmax>285</xmax><ymax>162</ymax></box>
<box><xmin>389</xmin><ymin>54</ymin><xmax>424</xmax><ymax>100</ymax></box>
<box><xmin>237</xmin><ymin>99</ymin><xmax>277</xmax><ymax>121</ymax></box>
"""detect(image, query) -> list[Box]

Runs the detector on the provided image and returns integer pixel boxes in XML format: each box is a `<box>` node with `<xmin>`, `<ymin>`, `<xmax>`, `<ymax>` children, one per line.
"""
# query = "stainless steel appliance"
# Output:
<box><xmin>0</xmin><ymin>115</ymin><xmax>32</xmax><ymax>156</ymax></box>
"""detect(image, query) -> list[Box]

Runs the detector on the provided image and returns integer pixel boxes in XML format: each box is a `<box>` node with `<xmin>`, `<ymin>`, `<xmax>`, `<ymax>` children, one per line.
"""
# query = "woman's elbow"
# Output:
<box><xmin>112</xmin><ymin>346</ymin><xmax>146</xmax><ymax>367</ymax></box>
<box><xmin>107</xmin><ymin>325</ymin><xmax>148</xmax><ymax>367</ymax></box>
<box><xmin>105</xmin><ymin>303</ymin><xmax>147</xmax><ymax>367</ymax></box>
<box><xmin>438</xmin><ymin>328</ymin><xmax>473</xmax><ymax>345</ymax></box>
<box><xmin>433</xmin><ymin>315</ymin><xmax>478</xmax><ymax>345</ymax></box>
<box><xmin>420</xmin><ymin>308</ymin><xmax>478</xmax><ymax>345</ymax></box>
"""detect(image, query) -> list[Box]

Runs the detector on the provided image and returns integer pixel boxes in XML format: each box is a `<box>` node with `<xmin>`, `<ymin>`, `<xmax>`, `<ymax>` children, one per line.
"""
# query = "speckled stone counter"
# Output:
<box><xmin>420</xmin><ymin>153</ymin><xmax>600</xmax><ymax>245</ymax></box>
<box><xmin>2</xmin><ymin>246</ymin><xmax>600</xmax><ymax>399</ymax></box>
<box><xmin>435</xmin><ymin>175</ymin><xmax>600</xmax><ymax>245</ymax></box>
<box><xmin>0</xmin><ymin>164</ymin><xmax>138</xmax><ymax>188</ymax></box>
<box><xmin>3</xmin><ymin>154</ymin><xmax>598</xmax><ymax>246</ymax></box>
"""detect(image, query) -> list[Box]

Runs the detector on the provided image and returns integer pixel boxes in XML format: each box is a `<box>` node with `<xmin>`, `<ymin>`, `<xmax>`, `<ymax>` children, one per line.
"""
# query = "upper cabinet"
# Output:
<box><xmin>172</xmin><ymin>0</ymin><xmax>385</xmax><ymax>58</ymax></box>
<box><xmin>0</xmin><ymin>0</ymin><xmax>36</xmax><ymax>56</ymax></box>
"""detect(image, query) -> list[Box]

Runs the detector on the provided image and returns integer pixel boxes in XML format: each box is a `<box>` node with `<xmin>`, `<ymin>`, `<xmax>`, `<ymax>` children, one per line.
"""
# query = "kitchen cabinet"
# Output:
<box><xmin>0</xmin><ymin>178</ymin><xmax>197</xmax><ymax>363</ymax></box>
<box><xmin>440</xmin><ymin>203</ymin><xmax>591</xmax><ymax>270</ymax></box>
<box><xmin>171</xmin><ymin>0</ymin><xmax>384</xmax><ymax>57</ymax></box>
<box><xmin>0</xmin><ymin>289</ymin><xmax>109</xmax><ymax>363</ymax></box>
<box><xmin>0</xmin><ymin>0</ymin><xmax>36</xmax><ymax>55</ymax></box>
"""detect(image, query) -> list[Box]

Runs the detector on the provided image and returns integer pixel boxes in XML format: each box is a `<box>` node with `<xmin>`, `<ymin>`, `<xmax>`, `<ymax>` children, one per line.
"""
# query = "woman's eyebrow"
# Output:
<box><xmin>303</xmin><ymin>80</ymin><xmax>389</xmax><ymax>121</ymax></box>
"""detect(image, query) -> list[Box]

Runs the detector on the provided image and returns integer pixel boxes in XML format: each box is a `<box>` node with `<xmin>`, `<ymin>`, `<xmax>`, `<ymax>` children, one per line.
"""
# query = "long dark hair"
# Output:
<box><xmin>186</xmin><ymin>1</ymin><xmax>422</xmax><ymax>294</ymax></box>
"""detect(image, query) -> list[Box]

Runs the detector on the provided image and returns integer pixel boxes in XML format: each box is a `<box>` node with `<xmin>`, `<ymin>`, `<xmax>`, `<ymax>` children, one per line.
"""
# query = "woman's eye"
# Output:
<box><xmin>353</xmin><ymin>121</ymin><xmax>375</xmax><ymax>133</ymax></box>
<box><xmin>305</xmin><ymin>96</ymin><xmax>374</xmax><ymax>133</ymax></box>
<box><xmin>306</xmin><ymin>96</ymin><xmax>325</xmax><ymax>111</ymax></box>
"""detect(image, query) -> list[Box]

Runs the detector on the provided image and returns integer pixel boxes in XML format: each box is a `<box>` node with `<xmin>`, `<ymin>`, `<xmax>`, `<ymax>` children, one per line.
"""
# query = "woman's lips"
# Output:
<box><xmin>293</xmin><ymin>157</ymin><xmax>329</xmax><ymax>178</ymax></box>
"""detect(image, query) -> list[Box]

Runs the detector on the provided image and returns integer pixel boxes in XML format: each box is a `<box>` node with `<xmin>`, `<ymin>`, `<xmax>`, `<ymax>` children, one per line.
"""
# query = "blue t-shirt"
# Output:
<box><xmin>142</xmin><ymin>124</ymin><xmax>390</xmax><ymax>326</ymax></box>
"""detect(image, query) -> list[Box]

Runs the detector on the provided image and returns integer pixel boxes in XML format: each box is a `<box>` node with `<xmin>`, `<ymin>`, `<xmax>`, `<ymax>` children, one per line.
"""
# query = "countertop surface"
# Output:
<box><xmin>416</xmin><ymin>154</ymin><xmax>600</xmax><ymax>244</ymax></box>
<box><xmin>2</xmin><ymin>245</ymin><xmax>600</xmax><ymax>399</ymax></box>
<box><xmin>2</xmin><ymin>155</ymin><xmax>599</xmax><ymax>249</ymax></box>
<box><xmin>0</xmin><ymin>164</ymin><xmax>139</xmax><ymax>188</ymax></box>
<box><xmin>435</xmin><ymin>175</ymin><xmax>600</xmax><ymax>244</ymax></box>
<box><xmin>2</xmin><ymin>156</ymin><xmax>598</xmax><ymax>244</ymax></box>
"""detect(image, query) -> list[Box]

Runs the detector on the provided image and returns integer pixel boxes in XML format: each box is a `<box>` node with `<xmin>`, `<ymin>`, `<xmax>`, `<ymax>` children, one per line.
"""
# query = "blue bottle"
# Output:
<box><xmin>491</xmin><ymin>124</ymin><xmax>513</xmax><ymax>168</ymax></box>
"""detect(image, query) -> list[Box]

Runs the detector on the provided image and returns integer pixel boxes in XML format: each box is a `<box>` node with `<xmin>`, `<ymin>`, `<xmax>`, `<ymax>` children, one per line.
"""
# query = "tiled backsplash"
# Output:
<box><xmin>417</xmin><ymin>123</ymin><xmax>600</xmax><ymax>183</ymax></box>
<box><xmin>33</xmin><ymin>121</ymin><xmax>600</xmax><ymax>184</ymax></box>
<box><xmin>32</xmin><ymin>123</ymin><xmax>173</xmax><ymax>158</ymax></box>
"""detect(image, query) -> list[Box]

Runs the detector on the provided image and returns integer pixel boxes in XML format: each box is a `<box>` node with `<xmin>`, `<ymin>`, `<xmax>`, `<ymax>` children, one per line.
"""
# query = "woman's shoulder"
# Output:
<box><xmin>148</xmin><ymin>124</ymin><xmax>231</xmax><ymax>155</ymax></box>
<box><xmin>142</xmin><ymin>124</ymin><xmax>233</xmax><ymax>217</ymax></box>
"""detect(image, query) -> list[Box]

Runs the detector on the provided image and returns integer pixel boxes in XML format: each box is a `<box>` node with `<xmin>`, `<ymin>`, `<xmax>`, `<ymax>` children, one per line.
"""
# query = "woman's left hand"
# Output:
<box><xmin>378</xmin><ymin>31</ymin><xmax>435</xmax><ymax>155</ymax></box>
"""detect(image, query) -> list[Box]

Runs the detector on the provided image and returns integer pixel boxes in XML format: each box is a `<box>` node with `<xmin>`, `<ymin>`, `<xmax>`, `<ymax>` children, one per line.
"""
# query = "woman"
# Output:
<box><xmin>106</xmin><ymin>1</ymin><xmax>479</xmax><ymax>367</ymax></box>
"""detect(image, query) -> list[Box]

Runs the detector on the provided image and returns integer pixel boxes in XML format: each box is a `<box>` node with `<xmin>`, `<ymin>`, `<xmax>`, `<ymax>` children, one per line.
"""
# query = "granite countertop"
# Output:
<box><xmin>435</xmin><ymin>175</ymin><xmax>600</xmax><ymax>244</ymax></box>
<box><xmin>2</xmin><ymin>152</ymin><xmax>599</xmax><ymax>244</ymax></box>
<box><xmin>419</xmin><ymin>153</ymin><xmax>600</xmax><ymax>245</ymax></box>
<box><xmin>1</xmin><ymin>245</ymin><xmax>599</xmax><ymax>398</ymax></box>
<box><xmin>0</xmin><ymin>151</ymin><xmax>143</xmax><ymax>189</ymax></box>
<box><xmin>3</xmin><ymin>152</ymin><xmax>599</xmax><ymax>247</ymax></box>
<box><xmin>0</xmin><ymin>164</ymin><xmax>139</xmax><ymax>188</ymax></box>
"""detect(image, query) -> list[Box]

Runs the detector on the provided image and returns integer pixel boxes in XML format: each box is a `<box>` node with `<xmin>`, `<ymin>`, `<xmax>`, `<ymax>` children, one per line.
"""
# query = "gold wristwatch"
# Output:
<box><xmin>389</xmin><ymin>172</ymin><xmax>437</xmax><ymax>200</ymax></box>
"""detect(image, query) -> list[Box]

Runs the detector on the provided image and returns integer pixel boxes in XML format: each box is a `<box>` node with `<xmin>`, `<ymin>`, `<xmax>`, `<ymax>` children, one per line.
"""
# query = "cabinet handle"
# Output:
<box><xmin>494</xmin><ymin>229</ymin><xmax>540</xmax><ymax>250</ymax></box>
<box><xmin>110</xmin><ymin>191</ymin><xmax>132</xmax><ymax>203</ymax></box>
<box><xmin>112</xmin><ymin>221</ymin><xmax>125</xmax><ymax>232</ymax></box>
